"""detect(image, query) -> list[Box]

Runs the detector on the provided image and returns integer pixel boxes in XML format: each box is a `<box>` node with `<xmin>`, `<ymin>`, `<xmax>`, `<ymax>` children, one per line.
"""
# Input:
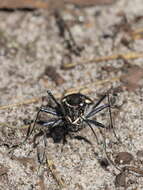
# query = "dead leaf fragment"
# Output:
<box><xmin>0</xmin><ymin>164</ymin><xmax>9</xmax><ymax>176</ymax></box>
<box><xmin>44</xmin><ymin>66</ymin><xmax>65</xmax><ymax>86</ymax></box>
<box><xmin>11</xmin><ymin>156</ymin><xmax>36</xmax><ymax>171</ymax></box>
<box><xmin>121</xmin><ymin>66</ymin><xmax>143</xmax><ymax>91</ymax></box>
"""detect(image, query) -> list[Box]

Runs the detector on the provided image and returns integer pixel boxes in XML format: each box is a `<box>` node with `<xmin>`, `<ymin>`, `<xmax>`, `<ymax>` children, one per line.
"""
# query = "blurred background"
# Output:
<box><xmin>0</xmin><ymin>0</ymin><xmax>143</xmax><ymax>189</ymax></box>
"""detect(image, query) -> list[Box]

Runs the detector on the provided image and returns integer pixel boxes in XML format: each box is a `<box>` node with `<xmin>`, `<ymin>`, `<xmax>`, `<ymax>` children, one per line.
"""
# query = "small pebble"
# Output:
<box><xmin>115</xmin><ymin>152</ymin><xmax>134</xmax><ymax>165</ymax></box>
<box><xmin>115</xmin><ymin>171</ymin><xmax>126</xmax><ymax>187</ymax></box>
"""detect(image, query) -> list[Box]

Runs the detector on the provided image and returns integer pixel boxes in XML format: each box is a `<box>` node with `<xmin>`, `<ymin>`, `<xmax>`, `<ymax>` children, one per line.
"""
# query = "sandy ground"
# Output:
<box><xmin>0</xmin><ymin>0</ymin><xmax>143</xmax><ymax>189</ymax></box>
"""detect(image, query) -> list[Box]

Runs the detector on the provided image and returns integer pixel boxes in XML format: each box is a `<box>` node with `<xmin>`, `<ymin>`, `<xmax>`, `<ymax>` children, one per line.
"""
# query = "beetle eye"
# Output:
<box><xmin>85</xmin><ymin>99</ymin><xmax>92</xmax><ymax>104</ymax></box>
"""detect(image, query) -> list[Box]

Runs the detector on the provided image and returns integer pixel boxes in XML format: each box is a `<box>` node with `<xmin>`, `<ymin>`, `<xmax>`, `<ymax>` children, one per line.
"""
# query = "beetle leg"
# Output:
<box><xmin>86</xmin><ymin>104</ymin><xmax>109</xmax><ymax>118</ymax></box>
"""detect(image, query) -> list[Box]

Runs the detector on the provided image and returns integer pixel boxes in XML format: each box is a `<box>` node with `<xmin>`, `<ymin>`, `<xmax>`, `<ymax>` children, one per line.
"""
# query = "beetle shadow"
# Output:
<box><xmin>33</xmin><ymin>125</ymin><xmax>92</xmax><ymax>149</ymax></box>
<box><xmin>26</xmin><ymin>124</ymin><xmax>112</xmax><ymax>172</ymax></box>
<box><xmin>31</xmin><ymin>124</ymin><xmax>93</xmax><ymax>165</ymax></box>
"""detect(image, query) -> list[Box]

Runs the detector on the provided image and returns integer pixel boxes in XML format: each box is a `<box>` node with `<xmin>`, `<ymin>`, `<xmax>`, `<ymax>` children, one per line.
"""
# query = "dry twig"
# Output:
<box><xmin>0</xmin><ymin>122</ymin><xmax>29</xmax><ymax>129</ymax></box>
<box><xmin>131</xmin><ymin>28</ymin><xmax>143</xmax><ymax>40</ymax></box>
<box><xmin>0</xmin><ymin>0</ymin><xmax>114</xmax><ymax>9</ymax></box>
<box><xmin>46</xmin><ymin>155</ymin><xmax>66</xmax><ymax>189</ymax></box>
<box><xmin>0</xmin><ymin>97</ymin><xmax>40</xmax><ymax>110</ymax></box>
<box><xmin>64</xmin><ymin>76</ymin><xmax>120</xmax><ymax>95</ymax></box>
<box><xmin>63</xmin><ymin>52</ymin><xmax>143</xmax><ymax>69</ymax></box>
